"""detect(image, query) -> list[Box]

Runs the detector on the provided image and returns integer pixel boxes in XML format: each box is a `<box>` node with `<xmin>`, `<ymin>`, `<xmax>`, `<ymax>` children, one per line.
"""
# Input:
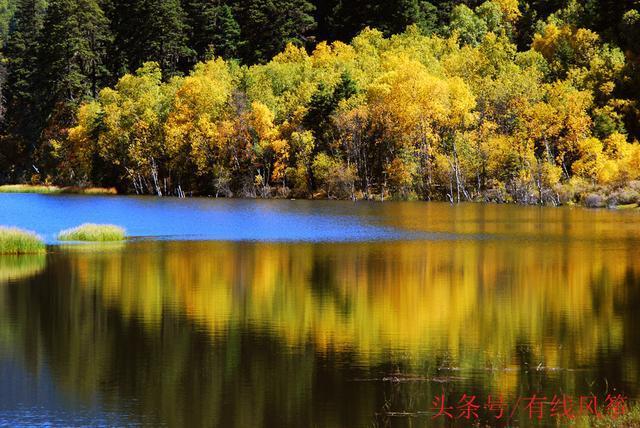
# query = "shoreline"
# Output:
<box><xmin>1</xmin><ymin>183</ymin><xmax>639</xmax><ymax>211</ymax></box>
<box><xmin>0</xmin><ymin>184</ymin><xmax>117</xmax><ymax>195</ymax></box>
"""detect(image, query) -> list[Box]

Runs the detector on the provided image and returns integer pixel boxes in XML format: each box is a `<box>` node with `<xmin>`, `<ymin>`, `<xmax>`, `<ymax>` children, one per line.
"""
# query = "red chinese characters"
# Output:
<box><xmin>430</xmin><ymin>393</ymin><xmax>628</xmax><ymax>421</ymax></box>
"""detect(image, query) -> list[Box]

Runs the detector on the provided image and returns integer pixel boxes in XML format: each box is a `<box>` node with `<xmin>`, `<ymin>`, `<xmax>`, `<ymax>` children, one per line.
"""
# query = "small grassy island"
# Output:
<box><xmin>0</xmin><ymin>227</ymin><xmax>46</xmax><ymax>254</ymax></box>
<box><xmin>58</xmin><ymin>224</ymin><xmax>127</xmax><ymax>242</ymax></box>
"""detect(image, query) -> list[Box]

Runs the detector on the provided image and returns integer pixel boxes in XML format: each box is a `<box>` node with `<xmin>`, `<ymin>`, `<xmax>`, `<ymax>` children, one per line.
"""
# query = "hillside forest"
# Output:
<box><xmin>1</xmin><ymin>0</ymin><xmax>640</xmax><ymax>204</ymax></box>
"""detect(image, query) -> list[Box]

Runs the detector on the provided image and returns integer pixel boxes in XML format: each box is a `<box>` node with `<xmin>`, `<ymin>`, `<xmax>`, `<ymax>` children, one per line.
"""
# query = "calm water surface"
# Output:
<box><xmin>1</xmin><ymin>194</ymin><xmax>639</xmax><ymax>427</ymax></box>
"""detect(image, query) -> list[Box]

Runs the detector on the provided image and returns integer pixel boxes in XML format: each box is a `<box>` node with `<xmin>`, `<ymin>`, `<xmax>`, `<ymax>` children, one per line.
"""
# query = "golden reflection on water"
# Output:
<box><xmin>372</xmin><ymin>202</ymin><xmax>640</xmax><ymax>240</ymax></box>
<box><xmin>64</xmin><ymin>236</ymin><xmax>638</xmax><ymax>376</ymax></box>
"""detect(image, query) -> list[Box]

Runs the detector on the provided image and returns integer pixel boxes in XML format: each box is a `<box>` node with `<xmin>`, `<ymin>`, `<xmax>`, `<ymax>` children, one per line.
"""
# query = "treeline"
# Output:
<box><xmin>1</xmin><ymin>0</ymin><xmax>640</xmax><ymax>204</ymax></box>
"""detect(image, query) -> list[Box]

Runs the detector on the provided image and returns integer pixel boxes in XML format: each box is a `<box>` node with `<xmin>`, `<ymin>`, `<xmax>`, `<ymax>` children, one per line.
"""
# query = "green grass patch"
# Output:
<box><xmin>0</xmin><ymin>184</ymin><xmax>117</xmax><ymax>195</ymax></box>
<box><xmin>0</xmin><ymin>227</ymin><xmax>46</xmax><ymax>254</ymax></box>
<box><xmin>58</xmin><ymin>224</ymin><xmax>126</xmax><ymax>242</ymax></box>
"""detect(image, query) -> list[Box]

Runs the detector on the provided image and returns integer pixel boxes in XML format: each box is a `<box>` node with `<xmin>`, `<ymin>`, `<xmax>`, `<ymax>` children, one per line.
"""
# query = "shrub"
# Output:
<box><xmin>58</xmin><ymin>224</ymin><xmax>126</xmax><ymax>242</ymax></box>
<box><xmin>608</xmin><ymin>188</ymin><xmax>640</xmax><ymax>206</ymax></box>
<box><xmin>0</xmin><ymin>227</ymin><xmax>46</xmax><ymax>254</ymax></box>
<box><xmin>312</xmin><ymin>153</ymin><xmax>356</xmax><ymax>199</ymax></box>
<box><xmin>584</xmin><ymin>193</ymin><xmax>606</xmax><ymax>208</ymax></box>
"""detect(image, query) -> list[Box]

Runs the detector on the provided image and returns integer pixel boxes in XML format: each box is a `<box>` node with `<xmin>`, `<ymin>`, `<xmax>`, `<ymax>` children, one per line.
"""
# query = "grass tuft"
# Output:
<box><xmin>58</xmin><ymin>224</ymin><xmax>126</xmax><ymax>242</ymax></box>
<box><xmin>0</xmin><ymin>227</ymin><xmax>46</xmax><ymax>254</ymax></box>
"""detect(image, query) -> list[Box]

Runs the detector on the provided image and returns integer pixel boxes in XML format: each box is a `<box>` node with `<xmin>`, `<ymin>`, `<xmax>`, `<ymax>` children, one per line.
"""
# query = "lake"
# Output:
<box><xmin>1</xmin><ymin>194</ymin><xmax>639</xmax><ymax>427</ymax></box>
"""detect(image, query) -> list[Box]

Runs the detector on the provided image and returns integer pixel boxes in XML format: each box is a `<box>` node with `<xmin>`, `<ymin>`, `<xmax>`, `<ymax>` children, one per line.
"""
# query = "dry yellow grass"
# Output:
<box><xmin>0</xmin><ymin>184</ymin><xmax>117</xmax><ymax>195</ymax></box>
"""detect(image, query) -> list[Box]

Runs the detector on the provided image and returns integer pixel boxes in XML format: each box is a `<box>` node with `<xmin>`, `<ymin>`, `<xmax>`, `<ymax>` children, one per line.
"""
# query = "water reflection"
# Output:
<box><xmin>1</xmin><ymin>231</ymin><xmax>639</xmax><ymax>426</ymax></box>
<box><xmin>0</xmin><ymin>255</ymin><xmax>46</xmax><ymax>284</ymax></box>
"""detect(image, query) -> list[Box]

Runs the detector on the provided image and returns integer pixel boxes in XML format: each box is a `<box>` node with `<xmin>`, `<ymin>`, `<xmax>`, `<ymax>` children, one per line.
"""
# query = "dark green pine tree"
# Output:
<box><xmin>103</xmin><ymin>0</ymin><xmax>134</xmax><ymax>78</ymax></box>
<box><xmin>140</xmin><ymin>0</ymin><xmax>192</xmax><ymax>75</ymax></box>
<box><xmin>233</xmin><ymin>0</ymin><xmax>316</xmax><ymax>64</ymax></box>
<box><xmin>107</xmin><ymin>0</ymin><xmax>192</xmax><ymax>77</ymax></box>
<box><xmin>34</xmin><ymin>0</ymin><xmax>111</xmax><ymax>175</ymax></box>
<box><xmin>1</xmin><ymin>0</ymin><xmax>46</xmax><ymax>179</ymax></box>
<box><xmin>0</xmin><ymin>52</ymin><xmax>5</xmax><ymax>124</ymax></box>
<box><xmin>383</xmin><ymin>0</ymin><xmax>441</xmax><ymax>34</ymax></box>
<box><xmin>38</xmin><ymin>0</ymin><xmax>111</xmax><ymax>105</ymax></box>
<box><xmin>183</xmin><ymin>1</ymin><xmax>241</xmax><ymax>61</ymax></box>
<box><xmin>314</xmin><ymin>0</ymin><xmax>372</xmax><ymax>42</ymax></box>
<box><xmin>586</xmin><ymin>0</ymin><xmax>640</xmax><ymax>46</ymax></box>
<box><xmin>314</xmin><ymin>0</ymin><xmax>441</xmax><ymax>42</ymax></box>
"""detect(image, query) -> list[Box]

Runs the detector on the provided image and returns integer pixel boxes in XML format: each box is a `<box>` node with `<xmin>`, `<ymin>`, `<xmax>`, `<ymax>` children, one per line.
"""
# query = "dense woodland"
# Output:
<box><xmin>0</xmin><ymin>0</ymin><xmax>639</xmax><ymax>204</ymax></box>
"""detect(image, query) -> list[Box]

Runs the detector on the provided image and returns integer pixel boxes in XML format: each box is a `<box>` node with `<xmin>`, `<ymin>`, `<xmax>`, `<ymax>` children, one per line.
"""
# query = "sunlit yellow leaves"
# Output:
<box><xmin>485</xmin><ymin>135</ymin><xmax>520</xmax><ymax>179</ymax></box>
<box><xmin>624</xmin><ymin>145</ymin><xmax>640</xmax><ymax>181</ymax></box>
<box><xmin>570</xmin><ymin>134</ymin><xmax>637</xmax><ymax>185</ymax></box>
<box><xmin>310</xmin><ymin>41</ymin><xmax>358</xmax><ymax>89</ymax></box>
<box><xmin>286</xmin><ymin>131</ymin><xmax>315</xmax><ymax>194</ymax></box>
<box><xmin>532</xmin><ymin>22</ymin><xmax>625</xmax><ymax>101</ymax></box>
<box><xmin>368</xmin><ymin>55</ymin><xmax>475</xmax><ymax>144</ymax></box>
<box><xmin>245</xmin><ymin>102</ymin><xmax>291</xmax><ymax>185</ymax></box>
<box><xmin>600</xmin><ymin>133</ymin><xmax>640</xmax><ymax>183</ymax></box>
<box><xmin>245</xmin><ymin>45</ymin><xmax>315</xmax><ymax>122</ymax></box>
<box><xmin>250</xmin><ymin>101</ymin><xmax>278</xmax><ymax>142</ymax></box>
<box><xmin>492</xmin><ymin>0</ymin><xmax>521</xmax><ymax>23</ymax></box>
<box><xmin>572</xmin><ymin>137</ymin><xmax>605</xmax><ymax>182</ymax></box>
<box><xmin>602</xmin><ymin>133</ymin><xmax>629</xmax><ymax>160</ymax></box>
<box><xmin>386</xmin><ymin>157</ymin><xmax>415</xmax><ymax>194</ymax></box>
<box><xmin>165</xmin><ymin>58</ymin><xmax>235</xmax><ymax>175</ymax></box>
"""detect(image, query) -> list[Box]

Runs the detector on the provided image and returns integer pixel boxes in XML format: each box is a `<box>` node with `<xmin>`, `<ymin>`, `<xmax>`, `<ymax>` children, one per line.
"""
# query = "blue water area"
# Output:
<box><xmin>0</xmin><ymin>357</ymin><xmax>137</xmax><ymax>427</ymax></box>
<box><xmin>0</xmin><ymin>194</ymin><xmax>423</xmax><ymax>243</ymax></box>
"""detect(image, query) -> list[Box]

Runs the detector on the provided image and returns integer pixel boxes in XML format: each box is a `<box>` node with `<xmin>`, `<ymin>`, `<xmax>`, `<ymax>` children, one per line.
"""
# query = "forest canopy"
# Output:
<box><xmin>1</xmin><ymin>0</ymin><xmax>640</xmax><ymax>204</ymax></box>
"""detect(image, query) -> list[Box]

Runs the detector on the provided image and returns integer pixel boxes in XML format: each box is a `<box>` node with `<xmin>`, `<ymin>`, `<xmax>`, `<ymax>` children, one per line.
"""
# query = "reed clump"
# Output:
<box><xmin>0</xmin><ymin>227</ymin><xmax>46</xmax><ymax>254</ymax></box>
<box><xmin>58</xmin><ymin>224</ymin><xmax>126</xmax><ymax>242</ymax></box>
